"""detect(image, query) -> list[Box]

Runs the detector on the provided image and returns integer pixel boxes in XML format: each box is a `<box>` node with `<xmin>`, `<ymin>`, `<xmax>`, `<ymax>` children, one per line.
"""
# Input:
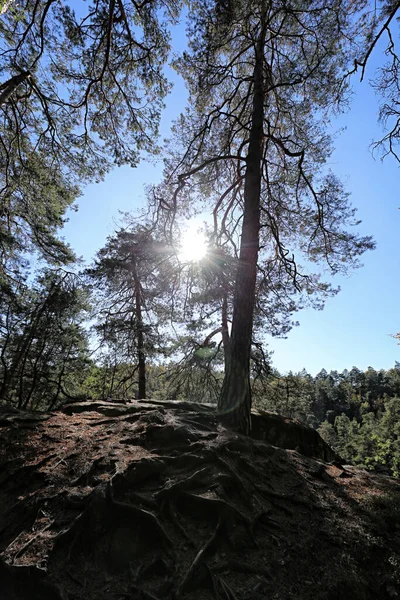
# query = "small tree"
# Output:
<box><xmin>87</xmin><ymin>226</ymin><xmax>177</xmax><ymax>399</ymax></box>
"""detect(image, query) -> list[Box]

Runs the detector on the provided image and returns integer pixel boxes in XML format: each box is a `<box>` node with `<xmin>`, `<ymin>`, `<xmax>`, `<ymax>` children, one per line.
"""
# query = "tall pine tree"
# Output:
<box><xmin>164</xmin><ymin>0</ymin><xmax>377</xmax><ymax>432</ymax></box>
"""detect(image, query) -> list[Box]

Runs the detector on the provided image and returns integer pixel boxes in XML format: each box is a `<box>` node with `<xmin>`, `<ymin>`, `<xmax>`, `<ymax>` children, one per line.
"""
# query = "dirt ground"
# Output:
<box><xmin>0</xmin><ymin>399</ymin><xmax>400</xmax><ymax>600</ymax></box>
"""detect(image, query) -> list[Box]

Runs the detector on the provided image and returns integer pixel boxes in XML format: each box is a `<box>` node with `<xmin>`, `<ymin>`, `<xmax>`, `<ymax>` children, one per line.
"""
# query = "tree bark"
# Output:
<box><xmin>218</xmin><ymin>20</ymin><xmax>266</xmax><ymax>434</ymax></box>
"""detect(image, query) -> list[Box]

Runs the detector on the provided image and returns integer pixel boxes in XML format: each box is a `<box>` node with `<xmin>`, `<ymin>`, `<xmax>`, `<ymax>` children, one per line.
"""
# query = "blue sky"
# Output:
<box><xmin>62</xmin><ymin>23</ymin><xmax>400</xmax><ymax>376</ymax></box>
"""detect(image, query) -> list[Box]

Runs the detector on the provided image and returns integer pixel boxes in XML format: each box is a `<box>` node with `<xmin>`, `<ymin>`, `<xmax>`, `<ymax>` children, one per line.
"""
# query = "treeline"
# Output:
<box><xmin>255</xmin><ymin>366</ymin><xmax>400</xmax><ymax>478</ymax></box>
<box><xmin>1</xmin><ymin>222</ymin><xmax>399</xmax><ymax>476</ymax></box>
<box><xmin>0</xmin><ymin>269</ymin><xmax>89</xmax><ymax>410</ymax></box>
<box><xmin>64</xmin><ymin>360</ymin><xmax>400</xmax><ymax>480</ymax></box>
<box><xmin>0</xmin><ymin>220</ymin><xmax>276</xmax><ymax>411</ymax></box>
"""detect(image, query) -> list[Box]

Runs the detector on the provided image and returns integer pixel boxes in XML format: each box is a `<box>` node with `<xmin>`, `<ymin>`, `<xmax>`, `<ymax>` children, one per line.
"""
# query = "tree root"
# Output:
<box><xmin>217</xmin><ymin>456</ymin><xmax>250</xmax><ymax>494</ymax></box>
<box><xmin>214</xmin><ymin>559</ymin><xmax>271</xmax><ymax>580</ymax></box>
<box><xmin>217</xmin><ymin>576</ymin><xmax>240</xmax><ymax>600</ymax></box>
<box><xmin>160</xmin><ymin>450</ymin><xmax>217</xmax><ymax>470</ymax></box>
<box><xmin>112</xmin><ymin>458</ymin><xmax>165</xmax><ymax>488</ymax></box>
<box><xmin>251</xmin><ymin>511</ymin><xmax>286</xmax><ymax>546</ymax></box>
<box><xmin>145</xmin><ymin>423</ymin><xmax>197</xmax><ymax>449</ymax></box>
<box><xmin>70</xmin><ymin>456</ymin><xmax>108</xmax><ymax>486</ymax></box>
<box><xmin>12</xmin><ymin>520</ymin><xmax>54</xmax><ymax>563</ymax></box>
<box><xmin>53</xmin><ymin>481</ymin><xmax>173</xmax><ymax>566</ymax></box>
<box><xmin>236</xmin><ymin>455</ymin><xmax>266</xmax><ymax>478</ymax></box>
<box><xmin>203</xmin><ymin>563</ymin><xmax>242</xmax><ymax>600</ymax></box>
<box><xmin>157</xmin><ymin>467</ymin><xmax>212</xmax><ymax>502</ymax></box>
<box><xmin>66</xmin><ymin>568</ymin><xmax>84</xmax><ymax>587</ymax></box>
<box><xmin>0</xmin><ymin>560</ymin><xmax>66</xmax><ymax>600</ymax></box>
<box><xmin>129</xmin><ymin>585</ymin><xmax>162</xmax><ymax>600</ymax></box>
<box><xmin>186</xmin><ymin>491</ymin><xmax>254</xmax><ymax>545</ymax></box>
<box><xmin>124</xmin><ymin>491</ymin><xmax>158</xmax><ymax>511</ymax></box>
<box><xmin>0</xmin><ymin>456</ymin><xmax>50</xmax><ymax>487</ymax></box>
<box><xmin>252</xmin><ymin>510</ymin><xmax>281</xmax><ymax>531</ymax></box>
<box><xmin>176</xmin><ymin>517</ymin><xmax>223</xmax><ymax>597</ymax></box>
<box><xmin>110</xmin><ymin>494</ymin><xmax>173</xmax><ymax>551</ymax></box>
<box><xmin>167</xmin><ymin>499</ymin><xmax>195</xmax><ymax>545</ymax></box>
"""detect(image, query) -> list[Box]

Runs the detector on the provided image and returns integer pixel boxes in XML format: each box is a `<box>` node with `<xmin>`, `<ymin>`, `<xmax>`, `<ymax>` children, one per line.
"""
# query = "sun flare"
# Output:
<box><xmin>179</xmin><ymin>224</ymin><xmax>208</xmax><ymax>262</ymax></box>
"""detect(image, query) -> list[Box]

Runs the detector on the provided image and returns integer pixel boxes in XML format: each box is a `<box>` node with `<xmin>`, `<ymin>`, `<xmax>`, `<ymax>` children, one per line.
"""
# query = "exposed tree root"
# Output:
<box><xmin>157</xmin><ymin>467</ymin><xmax>212</xmax><ymax>501</ymax></box>
<box><xmin>214</xmin><ymin>559</ymin><xmax>270</xmax><ymax>579</ymax></box>
<box><xmin>217</xmin><ymin>576</ymin><xmax>240</xmax><ymax>600</ymax></box>
<box><xmin>216</xmin><ymin>456</ymin><xmax>249</xmax><ymax>493</ymax></box>
<box><xmin>54</xmin><ymin>482</ymin><xmax>173</xmax><ymax>566</ymax></box>
<box><xmin>167</xmin><ymin>499</ymin><xmax>195</xmax><ymax>545</ymax></box>
<box><xmin>12</xmin><ymin>521</ymin><xmax>54</xmax><ymax>563</ymax></box>
<box><xmin>176</xmin><ymin>517</ymin><xmax>223</xmax><ymax>597</ymax></box>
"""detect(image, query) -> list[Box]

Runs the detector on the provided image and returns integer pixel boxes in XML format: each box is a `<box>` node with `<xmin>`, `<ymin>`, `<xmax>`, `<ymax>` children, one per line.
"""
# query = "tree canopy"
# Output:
<box><xmin>0</xmin><ymin>0</ymin><xmax>181</xmax><ymax>279</ymax></box>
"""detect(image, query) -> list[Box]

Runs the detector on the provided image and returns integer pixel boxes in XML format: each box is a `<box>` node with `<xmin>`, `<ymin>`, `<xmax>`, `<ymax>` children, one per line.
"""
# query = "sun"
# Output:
<box><xmin>179</xmin><ymin>223</ymin><xmax>208</xmax><ymax>262</ymax></box>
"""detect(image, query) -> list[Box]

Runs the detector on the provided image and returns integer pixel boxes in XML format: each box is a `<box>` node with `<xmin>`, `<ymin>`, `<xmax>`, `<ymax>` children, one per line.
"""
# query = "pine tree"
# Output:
<box><xmin>87</xmin><ymin>226</ymin><xmax>177</xmax><ymax>399</ymax></box>
<box><xmin>164</xmin><ymin>0</ymin><xmax>376</xmax><ymax>432</ymax></box>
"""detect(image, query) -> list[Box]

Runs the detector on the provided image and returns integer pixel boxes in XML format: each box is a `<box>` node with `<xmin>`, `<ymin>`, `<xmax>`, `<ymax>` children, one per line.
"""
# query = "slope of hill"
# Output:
<box><xmin>0</xmin><ymin>400</ymin><xmax>399</xmax><ymax>600</ymax></box>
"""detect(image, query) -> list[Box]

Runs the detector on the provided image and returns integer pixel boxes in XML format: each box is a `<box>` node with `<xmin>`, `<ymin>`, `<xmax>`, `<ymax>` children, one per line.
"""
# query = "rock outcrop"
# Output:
<box><xmin>0</xmin><ymin>400</ymin><xmax>399</xmax><ymax>600</ymax></box>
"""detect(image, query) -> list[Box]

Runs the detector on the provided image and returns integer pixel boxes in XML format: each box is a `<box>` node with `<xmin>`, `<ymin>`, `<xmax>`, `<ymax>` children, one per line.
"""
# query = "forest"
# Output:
<box><xmin>1</xmin><ymin>0</ymin><xmax>400</xmax><ymax>463</ymax></box>
<box><xmin>3</xmin><ymin>3</ymin><xmax>400</xmax><ymax>599</ymax></box>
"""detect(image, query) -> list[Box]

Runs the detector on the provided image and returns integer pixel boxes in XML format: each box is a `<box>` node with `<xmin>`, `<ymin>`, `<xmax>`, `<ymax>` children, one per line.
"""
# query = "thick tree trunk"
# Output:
<box><xmin>136</xmin><ymin>318</ymin><xmax>146</xmax><ymax>400</ymax></box>
<box><xmin>218</xmin><ymin>26</ymin><xmax>266</xmax><ymax>434</ymax></box>
<box><xmin>0</xmin><ymin>326</ymin><xmax>11</xmax><ymax>401</ymax></box>
<box><xmin>1</xmin><ymin>321</ymin><xmax>36</xmax><ymax>405</ymax></box>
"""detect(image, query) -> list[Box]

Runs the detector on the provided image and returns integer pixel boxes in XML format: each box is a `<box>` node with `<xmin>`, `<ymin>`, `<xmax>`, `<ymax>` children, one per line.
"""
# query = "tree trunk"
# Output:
<box><xmin>0</xmin><ymin>312</ymin><xmax>11</xmax><ymax>400</ymax></box>
<box><xmin>47</xmin><ymin>348</ymin><xmax>70</xmax><ymax>411</ymax></box>
<box><xmin>132</xmin><ymin>254</ymin><xmax>146</xmax><ymax>399</ymax></box>
<box><xmin>0</xmin><ymin>279</ymin><xmax>59</xmax><ymax>403</ymax></box>
<box><xmin>221</xmin><ymin>289</ymin><xmax>230</xmax><ymax>373</ymax></box>
<box><xmin>218</xmin><ymin>23</ymin><xmax>266</xmax><ymax>434</ymax></box>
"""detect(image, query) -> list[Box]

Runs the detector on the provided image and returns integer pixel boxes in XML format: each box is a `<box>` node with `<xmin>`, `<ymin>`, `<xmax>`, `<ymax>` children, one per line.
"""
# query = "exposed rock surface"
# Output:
<box><xmin>0</xmin><ymin>400</ymin><xmax>399</xmax><ymax>600</ymax></box>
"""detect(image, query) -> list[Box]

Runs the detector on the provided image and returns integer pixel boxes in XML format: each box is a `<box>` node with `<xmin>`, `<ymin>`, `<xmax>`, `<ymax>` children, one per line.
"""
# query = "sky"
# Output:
<box><xmin>62</xmin><ymin>19</ymin><xmax>400</xmax><ymax>377</ymax></box>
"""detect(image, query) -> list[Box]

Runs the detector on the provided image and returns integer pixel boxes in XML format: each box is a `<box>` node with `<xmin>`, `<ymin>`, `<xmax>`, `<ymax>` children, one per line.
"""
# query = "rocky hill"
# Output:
<box><xmin>0</xmin><ymin>400</ymin><xmax>400</xmax><ymax>600</ymax></box>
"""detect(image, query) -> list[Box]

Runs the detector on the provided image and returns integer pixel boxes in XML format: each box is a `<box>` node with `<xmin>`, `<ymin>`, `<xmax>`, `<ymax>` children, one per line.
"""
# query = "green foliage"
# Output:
<box><xmin>253</xmin><ymin>369</ymin><xmax>316</xmax><ymax>426</ymax></box>
<box><xmin>254</xmin><ymin>365</ymin><xmax>400</xmax><ymax>478</ymax></box>
<box><xmin>86</xmin><ymin>224</ymin><xmax>180</xmax><ymax>398</ymax></box>
<box><xmin>322</xmin><ymin>397</ymin><xmax>400</xmax><ymax>477</ymax></box>
<box><xmin>0</xmin><ymin>0</ymin><xmax>181</xmax><ymax>285</ymax></box>
<box><xmin>161</xmin><ymin>0</ymin><xmax>379</xmax><ymax>430</ymax></box>
<box><xmin>82</xmin><ymin>362</ymin><xmax>142</xmax><ymax>401</ymax></box>
<box><xmin>0</xmin><ymin>268</ymin><xmax>90</xmax><ymax>410</ymax></box>
<box><xmin>0</xmin><ymin>0</ymin><xmax>398</xmax><ymax>451</ymax></box>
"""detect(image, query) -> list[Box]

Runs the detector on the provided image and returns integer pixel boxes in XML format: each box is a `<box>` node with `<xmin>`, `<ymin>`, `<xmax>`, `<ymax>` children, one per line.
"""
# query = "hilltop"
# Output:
<box><xmin>0</xmin><ymin>400</ymin><xmax>399</xmax><ymax>600</ymax></box>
